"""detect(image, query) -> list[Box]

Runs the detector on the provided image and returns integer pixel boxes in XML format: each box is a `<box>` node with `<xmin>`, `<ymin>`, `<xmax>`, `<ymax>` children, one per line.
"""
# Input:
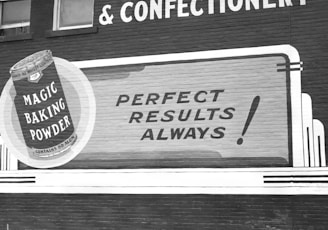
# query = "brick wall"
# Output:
<box><xmin>1</xmin><ymin>0</ymin><xmax>328</xmax><ymax>229</ymax></box>
<box><xmin>1</xmin><ymin>194</ymin><xmax>328</xmax><ymax>229</ymax></box>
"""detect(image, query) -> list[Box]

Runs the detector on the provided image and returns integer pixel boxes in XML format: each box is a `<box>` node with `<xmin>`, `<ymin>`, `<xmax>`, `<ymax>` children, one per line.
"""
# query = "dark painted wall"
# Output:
<box><xmin>1</xmin><ymin>194</ymin><xmax>328</xmax><ymax>230</ymax></box>
<box><xmin>1</xmin><ymin>0</ymin><xmax>328</xmax><ymax>229</ymax></box>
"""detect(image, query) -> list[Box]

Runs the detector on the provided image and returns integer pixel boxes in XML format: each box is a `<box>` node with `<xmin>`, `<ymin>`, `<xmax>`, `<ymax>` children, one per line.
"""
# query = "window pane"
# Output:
<box><xmin>2</xmin><ymin>0</ymin><xmax>31</xmax><ymax>25</ymax></box>
<box><xmin>59</xmin><ymin>0</ymin><xmax>94</xmax><ymax>28</ymax></box>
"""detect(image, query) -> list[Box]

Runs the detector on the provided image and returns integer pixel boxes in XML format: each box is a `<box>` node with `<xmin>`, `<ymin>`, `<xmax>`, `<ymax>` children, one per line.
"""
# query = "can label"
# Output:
<box><xmin>12</xmin><ymin>55</ymin><xmax>77</xmax><ymax>159</ymax></box>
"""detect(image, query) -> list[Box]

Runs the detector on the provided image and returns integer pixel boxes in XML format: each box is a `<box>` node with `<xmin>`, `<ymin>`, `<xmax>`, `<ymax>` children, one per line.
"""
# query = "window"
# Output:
<box><xmin>0</xmin><ymin>0</ymin><xmax>31</xmax><ymax>36</ymax></box>
<box><xmin>53</xmin><ymin>0</ymin><xmax>94</xmax><ymax>31</ymax></box>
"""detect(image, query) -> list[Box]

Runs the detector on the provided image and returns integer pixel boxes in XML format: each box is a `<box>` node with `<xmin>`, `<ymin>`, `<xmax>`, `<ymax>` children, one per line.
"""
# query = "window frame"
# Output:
<box><xmin>53</xmin><ymin>0</ymin><xmax>94</xmax><ymax>31</ymax></box>
<box><xmin>0</xmin><ymin>0</ymin><xmax>30</xmax><ymax>29</ymax></box>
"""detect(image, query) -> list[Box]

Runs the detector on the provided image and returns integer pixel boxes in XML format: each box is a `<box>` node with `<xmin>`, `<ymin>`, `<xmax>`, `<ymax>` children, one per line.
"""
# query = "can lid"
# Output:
<box><xmin>10</xmin><ymin>50</ymin><xmax>53</xmax><ymax>81</ymax></box>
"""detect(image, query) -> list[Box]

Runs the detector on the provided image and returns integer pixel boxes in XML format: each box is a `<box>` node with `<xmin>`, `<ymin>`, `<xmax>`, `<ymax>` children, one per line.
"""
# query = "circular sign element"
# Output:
<box><xmin>0</xmin><ymin>57</ymin><xmax>96</xmax><ymax>168</ymax></box>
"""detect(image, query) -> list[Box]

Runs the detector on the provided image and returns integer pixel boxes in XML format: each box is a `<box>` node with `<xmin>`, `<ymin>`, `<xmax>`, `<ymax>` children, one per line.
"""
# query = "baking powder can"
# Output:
<box><xmin>10</xmin><ymin>50</ymin><xmax>77</xmax><ymax>160</ymax></box>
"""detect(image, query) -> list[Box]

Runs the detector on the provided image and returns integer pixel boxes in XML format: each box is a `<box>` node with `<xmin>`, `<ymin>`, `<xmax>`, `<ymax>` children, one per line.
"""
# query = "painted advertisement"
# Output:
<box><xmin>74</xmin><ymin>47</ymin><xmax>298</xmax><ymax>169</ymax></box>
<box><xmin>1</xmin><ymin>0</ymin><xmax>328</xmax><ymax>229</ymax></box>
<box><xmin>0</xmin><ymin>45</ymin><xmax>308</xmax><ymax>169</ymax></box>
<box><xmin>0</xmin><ymin>52</ymin><xmax>96</xmax><ymax>168</ymax></box>
<box><xmin>0</xmin><ymin>44</ymin><xmax>326</xmax><ymax>196</ymax></box>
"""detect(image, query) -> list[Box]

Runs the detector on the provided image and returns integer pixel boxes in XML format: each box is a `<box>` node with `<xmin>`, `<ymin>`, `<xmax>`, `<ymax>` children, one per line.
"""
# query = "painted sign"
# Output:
<box><xmin>63</xmin><ymin>45</ymin><xmax>309</xmax><ymax>169</ymax></box>
<box><xmin>0</xmin><ymin>45</ymin><xmax>326</xmax><ymax>195</ymax></box>
<box><xmin>99</xmin><ymin>0</ymin><xmax>307</xmax><ymax>25</ymax></box>
<box><xmin>79</xmin><ymin>53</ymin><xmax>291</xmax><ymax>168</ymax></box>
<box><xmin>10</xmin><ymin>50</ymin><xmax>77</xmax><ymax>159</ymax></box>
<box><xmin>0</xmin><ymin>45</ymin><xmax>324</xmax><ymax>170</ymax></box>
<box><xmin>0</xmin><ymin>55</ymin><xmax>96</xmax><ymax>168</ymax></box>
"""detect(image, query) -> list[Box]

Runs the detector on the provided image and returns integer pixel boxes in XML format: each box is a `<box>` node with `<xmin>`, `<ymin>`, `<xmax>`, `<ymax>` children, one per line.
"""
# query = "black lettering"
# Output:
<box><xmin>171</xmin><ymin>128</ymin><xmax>185</xmax><ymax>139</ymax></box>
<box><xmin>184</xmin><ymin>127</ymin><xmax>196</xmax><ymax>139</ymax></box>
<box><xmin>207</xmin><ymin>108</ymin><xmax>220</xmax><ymax>120</ymax></box>
<box><xmin>132</xmin><ymin>94</ymin><xmax>144</xmax><ymax>106</ymax></box>
<box><xmin>210</xmin><ymin>89</ymin><xmax>224</xmax><ymax>102</ymax></box>
<box><xmin>220</xmin><ymin>107</ymin><xmax>235</xmax><ymax>119</ymax></box>
<box><xmin>141</xmin><ymin>128</ymin><xmax>154</xmax><ymax>140</ymax></box>
<box><xmin>146</xmin><ymin>110</ymin><xmax>159</xmax><ymax>122</ymax></box>
<box><xmin>197</xmin><ymin>127</ymin><xmax>209</xmax><ymax>139</ymax></box>
<box><xmin>211</xmin><ymin>127</ymin><xmax>225</xmax><ymax>139</ymax></box>
<box><xmin>116</xmin><ymin>94</ymin><xmax>130</xmax><ymax>106</ymax></box>
<box><xmin>194</xmin><ymin>109</ymin><xmax>206</xmax><ymax>121</ymax></box>
<box><xmin>157</xmin><ymin>128</ymin><xmax>168</xmax><ymax>140</ymax></box>
<box><xmin>129</xmin><ymin>111</ymin><xmax>143</xmax><ymax>123</ymax></box>
<box><xmin>178</xmin><ymin>109</ymin><xmax>191</xmax><ymax>121</ymax></box>
<box><xmin>194</xmin><ymin>90</ymin><xmax>207</xmax><ymax>103</ymax></box>
<box><xmin>162</xmin><ymin>92</ymin><xmax>176</xmax><ymax>104</ymax></box>
<box><xmin>177</xmin><ymin>91</ymin><xmax>191</xmax><ymax>103</ymax></box>
<box><xmin>161</xmin><ymin>110</ymin><xmax>175</xmax><ymax>122</ymax></box>
<box><xmin>146</xmin><ymin>93</ymin><xmax>160</xmax><ymax>105</ymax></box>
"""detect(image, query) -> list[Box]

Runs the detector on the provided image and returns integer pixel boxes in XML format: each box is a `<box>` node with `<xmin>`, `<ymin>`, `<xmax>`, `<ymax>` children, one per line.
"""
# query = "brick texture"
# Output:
<box><xmin>0</xmin><ymin>194</ymin><xmax>328</xmax><ymax>229</ymax></box>
<box><xmin>1</xmin><ymin>0</ymin><xmax>328</xmax><ymax>229</ymax></box>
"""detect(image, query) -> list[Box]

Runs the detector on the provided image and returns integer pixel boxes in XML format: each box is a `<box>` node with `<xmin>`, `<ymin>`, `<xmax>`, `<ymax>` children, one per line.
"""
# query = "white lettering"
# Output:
<box><xmin>150</xmin><ymin>0</ymin><xmax>163</xmax><ymax>20</ymax></box>
<box><xmin>50</xmin><ymin>81</ymin><xmax>57</xmax><ymax>94</ymax></box>
<box><xmin>228</xmin><ymin>0</ymin><xmax>243</xmax><ymax>12</ymax></box>
<box><xmin>279</xmin><ymin>0</ymin><xmax>293</xmax><ymax>6</ymax></box>
<box><xmin>177</xmin><ymin>0</ymin><xmax>189</xmax><ymax>17</ymax></box>
<box><xmin>245</xmin><ymin>0</ymin><xmax>259</xmax><ymax>10</ymax></box>
<box><xmin>32</xmin><ymin>113</ymin><xmax>40</xmax><ymax>124</ymax></box>
<box><xmin>59</xmin><ymin>119</ymin><xmax>65</xmax><ymax>132</ymax></box>
<box><xmin>165</xmin><ymin>0</ymin><xmax>176</xmax><ymax>18</ymax></box>
<box><xmin>64</xmin><ymin>115</ymin><xmax>71</xmax><ymax>127</ymax></box>
<box><xmin>41</xmin><ymin>127</ymin><xmax>52</xmax><ymax>140</ymax></box>
<box><xmin>208</xmin><ymin>0</ymin><xmax>214</xmax><ymax>14</ymax></box>
<box><xmin>23</xmin><ymin>98</ymin><xmax>66</xmax><ymax>124</ymax></box>
<box><xmin>263</xmin><ymin>0</ymin><xmax>276</xmax><ymax>8</ymax></box>
<box><xmin>52</xmin><ymin>124</ymin><xmax>60</xmax><ymax>136</ymax></box>
<box><xmin>28</xmin><ymin>117</ymin><xmax>72</xmax><ymax>141</ymax></box>
<box><xmin>135</xmin><ymin>1</ymin><xmax>148</xmax><ymax>22</ymax></box>
<box><xmin>191</xmin><ymin>0</ymin><xmax>203</xmax><ymax>16</ymax></box>
<box><xmin>220</xmin><ymin>0</ymin><xmax>226</xmax><ymax>13</ymax></box>
<box><xmin>33</xmin><ymin>94</ymin><xmax>41</xmax><ymax>105</ymax></box>
<box><xmin>23</xmin><ymin>95</ymin><xmax>32</xmax><ymax>106</ymax></box>
<box><xmin>30</xmin><ymin>130</ymin><xmax>36</xmax><ymax>141</ymax></box>
<box><xmin>121</xmin><ymin>2</ymin><xmax>133</xmax><ymax>23</ymax></box>
<box><xmin>22</xmin><ymin>81</ymin><xmax>58</xmax><ymax>106</ymax></box>
<box><xmin>36</xmin><ymin>129</ymin><xmax>43</xmax><ymax>141</ymax></box>
<box><xmin>114</xmin><ymin>0</ymin><xmax>305</xmax><ymax>24</ymax></box>
<box><xmin>38</xmin><ymin>109</ymin><xmax>48</xmax><ymax>122</ymax></box>
<box><xmin>52</xmin><ymin>102</ymin><xmax>61</xmax><ymax>116</ymax></box>
<box><xmin>59</xmin><ymin>98</ymin><xmax>65</xmax><ymax>110</ymax></box>
<box><xmin>24</xmin><ymin>113</ymin><xmax>31</xmax><ymax>124</ymax></box>
<box><xmin>39</xmin><ymin>89</ymin><xmax>48</xmax><ymax>101</ymax></box>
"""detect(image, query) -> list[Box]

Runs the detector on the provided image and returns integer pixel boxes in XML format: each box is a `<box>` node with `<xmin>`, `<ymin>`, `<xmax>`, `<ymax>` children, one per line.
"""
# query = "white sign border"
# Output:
<box><xmin>73</xmin><ymin>44</ymin><xmax>303</xmax><ymax>167</ymax></box>
<box><xmin>0</xmin><ymin>45</ymin><xmax>311</xmax><ymax>195</ymax></box>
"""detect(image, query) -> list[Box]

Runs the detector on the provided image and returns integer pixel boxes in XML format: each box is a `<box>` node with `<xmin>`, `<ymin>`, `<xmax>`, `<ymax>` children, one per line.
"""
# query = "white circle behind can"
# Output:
<box><xmin>0</xmin><ymin>57</ymin><xmax>96</xmax><ymax>168</ymax></box>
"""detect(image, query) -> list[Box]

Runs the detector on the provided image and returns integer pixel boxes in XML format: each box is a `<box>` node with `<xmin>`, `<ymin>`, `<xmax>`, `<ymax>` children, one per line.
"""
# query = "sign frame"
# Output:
<box><xmin>1</xmin><ymin>45</ymin><xmax>321</xmax><ymax>195</ymax></box>
<box><xmin>74</xmin><ymin>44</ymin><xmax>303</xmax><ymax>167</ymax></box>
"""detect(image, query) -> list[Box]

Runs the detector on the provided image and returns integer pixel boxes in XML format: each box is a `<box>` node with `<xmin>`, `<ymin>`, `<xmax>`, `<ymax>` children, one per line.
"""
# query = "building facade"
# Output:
<box><xmin>0</xmin><ymin>0</ymin><xmax>328</xmax><ymax>229</ymax></box>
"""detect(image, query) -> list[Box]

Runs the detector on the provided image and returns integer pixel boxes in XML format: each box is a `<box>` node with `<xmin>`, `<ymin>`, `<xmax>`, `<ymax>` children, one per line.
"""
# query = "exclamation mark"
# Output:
<box><xmin>237</xmin><ymin>96</ymin><xmax>260</xmax><ymax>145</ymax></box>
